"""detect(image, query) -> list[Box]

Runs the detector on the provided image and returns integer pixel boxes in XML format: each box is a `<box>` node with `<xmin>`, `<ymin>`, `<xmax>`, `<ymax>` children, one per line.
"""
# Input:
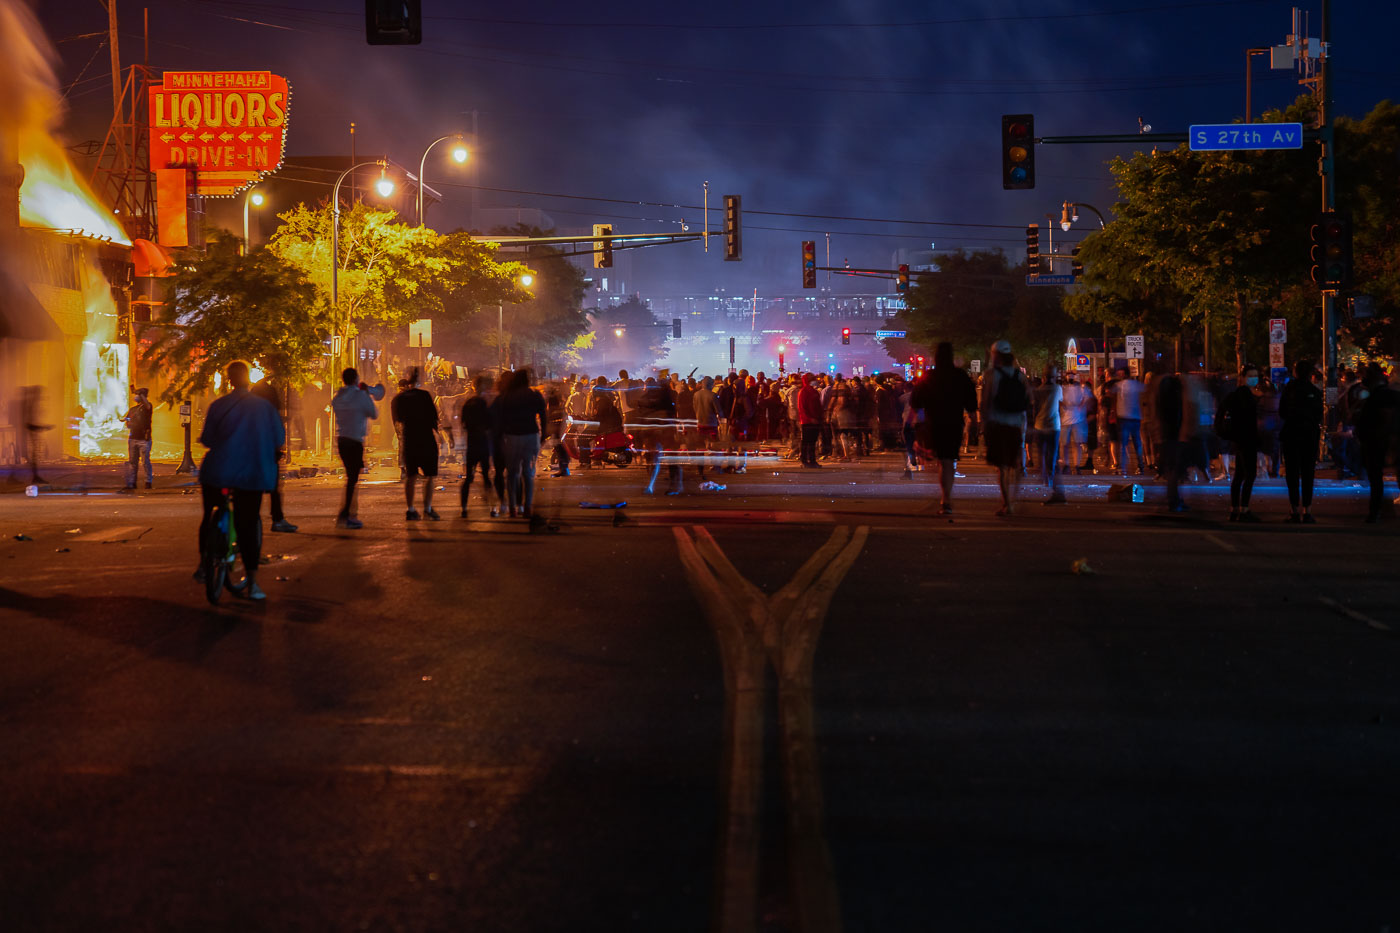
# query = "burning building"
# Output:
<box><xmin>0</xmin><ymin>0</ymin><xmax>170</xmax><ymax>470</ymax></box>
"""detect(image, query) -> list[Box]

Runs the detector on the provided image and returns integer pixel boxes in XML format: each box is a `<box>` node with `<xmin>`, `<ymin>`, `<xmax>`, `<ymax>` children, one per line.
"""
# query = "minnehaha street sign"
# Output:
<box><xmin>149</xmin><ymin>71</ymin><xmax>290</xmax><ymax>196</ymax></box>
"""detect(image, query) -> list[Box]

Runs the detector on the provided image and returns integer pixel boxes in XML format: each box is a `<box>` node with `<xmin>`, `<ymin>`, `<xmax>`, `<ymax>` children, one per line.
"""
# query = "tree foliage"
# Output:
<box><xmin>141</xmin><ymin>231</ymin><xmax>322</xmax><ymax>401</ymax></box>
<box><xmin>266</xmin><ymin>201</ymin><xmax>532</xmax><ymax>352</ymax></box>
<box><xmin>582</xmin><ymin>295</ymin><xmax>669</xmax><ymax>374</ymax></box>
<box><xmin>888</xmin><ymin>250</ymin><xmax>1075</xmax><ymax>371</ymax></box>
<box><xmin>1066</xmin><ymin>96</ymin><xmax>1400</xmax><ymax>372</ymax></box>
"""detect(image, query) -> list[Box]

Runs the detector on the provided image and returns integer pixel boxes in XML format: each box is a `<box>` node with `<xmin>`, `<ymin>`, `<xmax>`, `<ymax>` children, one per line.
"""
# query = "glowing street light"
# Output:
<box><xmin>519</xmin><ymin>272</ymin><xmax>534</xmax><ymax>287</ymax></box>
<box><xmin>242</xmin><ymin>188</ymin><xmax>266</xmax><ymax>254</ymax></box>
<box><xmin>614</xmin><ymin>328</ymin><xmax>625</xmax><ymax>338</ymax></box>
<box><xmin>417</xmin><ymin>133</ymin><xmax>468</xmax><ymax>226</ymax></box>
<box><xmin>332</xmin><ymin>160</ymin><xmax>394</xmax><ymax>309</ymax></box>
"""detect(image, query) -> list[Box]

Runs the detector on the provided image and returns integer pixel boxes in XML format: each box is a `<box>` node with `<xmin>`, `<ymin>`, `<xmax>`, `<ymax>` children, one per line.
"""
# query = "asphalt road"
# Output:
<box><xmin>2</xmin><ymin>454</ymin><xmax>1399</xmax><ymax>932</ymax></box>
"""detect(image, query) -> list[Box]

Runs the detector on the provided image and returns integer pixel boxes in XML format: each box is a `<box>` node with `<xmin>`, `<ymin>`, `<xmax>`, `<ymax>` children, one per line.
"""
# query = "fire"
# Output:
<box><xmin>0</xmin><ymin>0</ymin><xmax>129</xmax><ymax>244</ymax></box>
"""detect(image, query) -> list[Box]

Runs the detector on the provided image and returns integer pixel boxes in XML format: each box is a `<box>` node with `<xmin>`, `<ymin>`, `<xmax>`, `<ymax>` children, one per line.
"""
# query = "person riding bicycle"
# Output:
<box><xmin>194</xmin><ymin>360</ymin><xmax>285</xmax><ymax>600</ymax></box>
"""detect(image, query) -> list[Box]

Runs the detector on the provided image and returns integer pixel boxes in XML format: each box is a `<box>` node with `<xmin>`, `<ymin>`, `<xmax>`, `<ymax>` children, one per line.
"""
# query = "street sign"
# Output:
<box><xmin>1026</xmin><ymin>273</ymin><xmax>1076</xmax><ymax>286</ymax></box>
<box><xmin>1269</xmin><ymin>342</ymin><xmax>1285</xmax><ymax>368</ymax></box>
<box><xmin>1189</xmin><ymin>122</ymin><xmax>1303</xmax><ymax>151</ymax></box>
<box><xmin>970</xmin><ymin>359</ymin><xmax>982</xmax><ymax>374</ymax></box>
<box><xmin>408</xmin><ymin>319</ymin><xmax>432</xmax><ymax>348</ymax></box>
<box><xmin>1125</xmin><ymin>335</ymin><xmax>1145</xmax><ymax>360</ymax></box>
<box><xmin>1075</xmin><ymin>354</ymin><xmax>1091</xmax><ymax>372</ymax></box>
<box><xmin>874</xmin><ymin>330</ymin><xmax>907</xmax><ymax>339</ymax></box>
<box><xmin>1269</xmin><ymin>318</ymin><xmax>1287</xmax><ymax>344</ymax></box>
<box><xmin>178</xmin><ymin>401</ymin><xmax>191</xmax><ymax>425</ymax></box>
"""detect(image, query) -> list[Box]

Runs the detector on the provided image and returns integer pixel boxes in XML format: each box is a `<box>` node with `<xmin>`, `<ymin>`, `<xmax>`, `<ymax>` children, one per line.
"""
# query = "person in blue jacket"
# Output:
<box><xmin>194</xmin><ymin>360</ymin><xmax>285</xmax><ymax>600</ymax></box>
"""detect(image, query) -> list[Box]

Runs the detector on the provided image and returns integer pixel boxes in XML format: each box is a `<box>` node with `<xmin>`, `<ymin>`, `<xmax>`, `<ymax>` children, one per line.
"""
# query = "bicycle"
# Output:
<box><xmin>201</xmin><ymin>487</ymin><xmax>248</xmax><ymax>604</ymax></box>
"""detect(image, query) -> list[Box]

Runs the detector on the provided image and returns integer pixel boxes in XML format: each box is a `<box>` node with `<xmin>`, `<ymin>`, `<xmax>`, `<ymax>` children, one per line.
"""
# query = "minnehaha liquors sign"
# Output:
<box><xmin>148</xmin><ymin>71</ymin><xmax>290</xmax><ymax>196</ymax></box>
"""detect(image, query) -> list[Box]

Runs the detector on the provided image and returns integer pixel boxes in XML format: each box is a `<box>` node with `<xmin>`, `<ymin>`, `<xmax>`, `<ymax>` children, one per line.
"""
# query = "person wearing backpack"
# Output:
<box><xmin>121</xmin><ymin>387</ymin><xmax>155</xmax><ymax>490</ymax></box>
<box><xmin>1217</xmin><ymin>364</ymin><xmax>1263</xmax><ymax>522</ymax></box>
<box><xmin>980</xmin><ymin>339</ymin><xmax>1031</xmax><ymax>516</ymax></box>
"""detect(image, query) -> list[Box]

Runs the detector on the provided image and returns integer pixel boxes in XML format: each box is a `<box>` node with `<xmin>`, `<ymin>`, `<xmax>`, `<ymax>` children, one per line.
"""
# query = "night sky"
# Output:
<box><xmin>39</xmin><ymin>0</ymin><xmax>1400</xmax><ymax>297</ymax></box>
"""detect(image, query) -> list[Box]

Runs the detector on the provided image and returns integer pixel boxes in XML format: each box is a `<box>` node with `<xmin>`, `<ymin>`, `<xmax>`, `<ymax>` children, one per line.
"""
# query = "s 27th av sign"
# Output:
<box><xmin>1190</xmin><ymin>123</ymin><xmax>1303</xmax><ymax>151</ymax></box>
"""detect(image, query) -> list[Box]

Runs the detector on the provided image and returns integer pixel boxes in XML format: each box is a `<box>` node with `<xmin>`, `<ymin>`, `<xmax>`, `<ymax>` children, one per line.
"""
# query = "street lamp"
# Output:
<box><xmin>497</xmin><ymin>272</ymin><xmax>535</xmax><ymax>371</ymax></box>
<box><xmin>242</xmin><ymin>189</ymin><xmax>265</xmax><ymax>254</ymax></box>
<box><xmin>417</xmin><ymin>133</ymin><xmax>468</xmax><ymax>227</ymax></box>
<box><xmin>1060</xmin><ymin>200</ymin><xmax>1107</xmax><ymax>232</ymax></box>
<box><xmin>331</xmin><ymin>160</ymin><xmax>394</xmax><ymax>309</ymax></box>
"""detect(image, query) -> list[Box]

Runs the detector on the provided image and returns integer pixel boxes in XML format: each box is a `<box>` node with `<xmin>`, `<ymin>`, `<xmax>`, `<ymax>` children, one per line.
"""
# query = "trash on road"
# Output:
<box><xmin>1109</xmin><ymin>483</ymin><xmax>1145</xmax><ymax>504</ymax></box>
<box><xmin>54</xmin><ymin>547</ymin><xmax>70</xmax><ymax>553</ymax></box>
<box><xmin>261</xmin><ymin>553</ymin><xmax>299</xmax><ymax>563</ymax></box>
<box><xmin>25</xmin><ymin>485</ymin><xmax>38</xmax><ymax>497</ymax></box>
<box><xmin>1071</xmin><ymin>558</ymin><xmax>1097</xmax><ymax>575</ymax></box>
<box><xmin>64</xmin><ymin>528</ymin><xmax>81</xmax><ymax>534</ymax></box>
<box><xmin>13</xmin><ymin>534</ymin><xmax>33</xmax><ymax>541</ymax></box>
<box><xmin>579</xmin><ymin>501</ymin><xmax>627</xmax><ymax>509</ymax></box>
<box><xmin>698</xmin><ymin>481</ymin><xmax>726</xmax><ymax>491</ymax></box>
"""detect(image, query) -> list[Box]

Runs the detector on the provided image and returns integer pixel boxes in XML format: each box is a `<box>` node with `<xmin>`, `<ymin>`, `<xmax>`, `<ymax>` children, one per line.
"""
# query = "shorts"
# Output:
<box><xmin>984</xmin><ymin>422</ymin><xmax>1023</xmax><ymax>468</ymax></box>
<box><xmin>1064</xmin><ymin>421</ymin><xmax>1087</xmax><ymax>445</ymax></box>
<box><xmin>403</xmin><ymin>443</ymin><xmax>439</xmax><ymax>478</ymax></box>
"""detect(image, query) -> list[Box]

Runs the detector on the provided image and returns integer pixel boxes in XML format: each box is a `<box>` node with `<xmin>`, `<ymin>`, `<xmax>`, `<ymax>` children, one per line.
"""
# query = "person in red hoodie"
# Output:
<box><xmin>796</xmin><ymin>374</ymin><xmax>824</xmax><ymax>468</ymax></box>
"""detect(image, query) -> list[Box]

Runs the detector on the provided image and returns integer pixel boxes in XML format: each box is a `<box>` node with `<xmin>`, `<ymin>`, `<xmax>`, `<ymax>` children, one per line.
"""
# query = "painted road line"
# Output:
<box><xmin>1319</xmin><ymin>596</ymin><xmax>1392</xmax><ymax>632</ymax></box>
<box><xmin>1204</xmin><ymin>533</ymin><xmax>1238</xmax><ymax>553</ymax></box>
<box><xmin>675</xmin><ymin>524</ymin><xmax>865</xmax><ymax>933</ymax></box>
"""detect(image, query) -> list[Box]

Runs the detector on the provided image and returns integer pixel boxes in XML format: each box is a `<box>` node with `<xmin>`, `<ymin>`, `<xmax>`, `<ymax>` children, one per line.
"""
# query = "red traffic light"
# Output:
<box><xmin>841</xmin><ymin>327</ymin><xmax>851</xmax><ymax>345</ymax></box>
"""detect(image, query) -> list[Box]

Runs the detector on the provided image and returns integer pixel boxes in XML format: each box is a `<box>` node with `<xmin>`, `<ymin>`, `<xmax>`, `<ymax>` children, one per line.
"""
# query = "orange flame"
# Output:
<box><xmin>0</xmin><ymin>0</ymin><xmax>129</xmax><ymax>244</ymax></box>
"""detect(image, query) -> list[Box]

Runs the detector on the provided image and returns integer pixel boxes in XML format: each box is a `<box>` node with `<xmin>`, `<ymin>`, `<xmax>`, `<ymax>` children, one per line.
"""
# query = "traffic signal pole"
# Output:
<box><xmin>1320</xmin><ymin>0</ymin><xmax>1338</xmax><ymax>387</ymax></box>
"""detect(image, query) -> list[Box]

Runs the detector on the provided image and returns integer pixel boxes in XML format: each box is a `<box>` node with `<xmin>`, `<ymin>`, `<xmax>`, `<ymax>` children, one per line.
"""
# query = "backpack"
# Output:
<box><xmin>992</xmin><ymin>370</ymin><xmax>1029</xmax><ymax>414</ymax></box>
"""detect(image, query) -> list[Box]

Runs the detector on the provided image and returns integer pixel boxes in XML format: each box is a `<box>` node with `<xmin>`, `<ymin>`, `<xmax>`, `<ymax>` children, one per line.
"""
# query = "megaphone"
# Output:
<box><xmin>360</xmin><ymin>382</ymin><xmax>385</xmax><ymax>401</ymax></box>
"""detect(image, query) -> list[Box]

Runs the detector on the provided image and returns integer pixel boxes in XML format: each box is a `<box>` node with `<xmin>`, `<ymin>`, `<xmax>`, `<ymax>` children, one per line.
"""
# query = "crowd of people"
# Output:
<box><xmin>189</xmin><ymin>346</ymin><xmax>1399</xmax><ymax>599</ymax></box>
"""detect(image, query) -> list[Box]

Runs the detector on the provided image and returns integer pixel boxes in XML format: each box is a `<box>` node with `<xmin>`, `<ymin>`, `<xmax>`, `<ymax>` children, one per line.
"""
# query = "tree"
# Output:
<box><xmin>1334</xmin><ymin>99</ymin><xmax>1400</xmax><ymax>360</ymax></box>
<box><xmin>1065</xmin><ymin>98</ymin><xmax>1353</xmax><ymax>373</ymax></box>
<box><xmin>267</xmin><ymin>201</ymin><xmax>530</xmax><ymax>358</ymax></box>
<box><xmin>140</xmin><ymin>232</ymin><xmax>322</xmax><ymax>402</ymax></box>
<box><xmin>888</xmin><ymin>250</ymin><xmax>1074</xmax><ymax>371</ymax></box>
<box><xmin>442</xmin><ymin>224</ymin><xmax>590</xmax><ymax>373</ymax></box>
<box><xmin>581</xmin><ymin>295</ymin><xmax>669</xmax><ymax>375</ymax></box>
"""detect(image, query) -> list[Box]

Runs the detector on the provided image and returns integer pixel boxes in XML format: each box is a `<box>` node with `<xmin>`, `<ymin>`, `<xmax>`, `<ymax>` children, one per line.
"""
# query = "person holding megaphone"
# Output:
<box><xmin>331</xmin><ymin>367</ymin><xmax>381</xmax><ymax>529</ymax></box>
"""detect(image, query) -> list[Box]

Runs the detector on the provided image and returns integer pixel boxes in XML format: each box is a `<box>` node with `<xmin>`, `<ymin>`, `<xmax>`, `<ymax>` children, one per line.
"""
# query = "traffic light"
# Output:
<box><xmin>1026</xmin><ymin>223</ymin><xmax>1040</xmax><ymax>274</ymax></box>
<box><xmin>672</xmin><ymin>318</ymin><xmax>682</xmax><ymax>339</ymax></box>
<box><xmin>1310</xmin><ymin>211</ymin><xmax>1353</xmax><ymax>290</ymax></box>
<box><xmin>896</xmin><ymin>264</ymin><xmax>910</xmax><ymax>292</ymax></box>
<box><xmin>841</xmin><ymin>327</ymin><xmax>851</xmax><ymax>346</ymax></box>
<box><xmin>1001</xmin><ymin>113</ymin><xmax>1035</xmax><ymax>190</ymax></box>
<box><xmin>723</xmin><ymin>194</ymin><xmax>742</xmax><ymax>261</ymax></box>
<box><xmin>1071</xmin><ymin>245</ymin><xmax>1083</xmax><ymax>280</ymax></box>
<box><xmin>916</xmin><ymin>355</ymin><xmax>925</xmax><ymax>372</ymax></box>
<box><xmin>802</xmin><ymin>240</ymin><xmax>817</xmax><ymax>289</ymax></box>
<box><xmin>366</xmin><ymin>0</ymin><xmax>421</xmax><ymax>44</ymax></box>
<box><xmin>593</xmin><ymin>223</ymin><xmax>613</xmax><ymax>268</ymax></box>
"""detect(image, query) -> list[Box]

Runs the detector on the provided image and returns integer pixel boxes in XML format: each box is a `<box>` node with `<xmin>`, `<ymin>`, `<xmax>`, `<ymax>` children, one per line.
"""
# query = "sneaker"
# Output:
<box><xmin>335</xmin><ymin>516</ymin><xmax>364</xmax><ymax>529</ymax></box>
<box><xmin>1044</xmin><ymin>493</ymin><xmax>1067</xmax><ymax>505</ymax></box>
<box><xmin>237</xmin><ymin>581</ymin><xmax>267</xmax><ymax>601</ymax></box>
<box><xmin>144</xmin><ymin>481</ymin><xmax>152</xmax><ymax>489</ymax></box>
<box><xmin>1285</xmin><ymin>512</ymin><xmax>1302</xmax><ymax>524</ymax></box>
<box><xmin>424</xmin><ymin>508</ymin><xmax>441</xmax><ymax>521</ymax></box>
<box><xmin>1238</xmin><ymin>511</ymin><xmax>1262</xmax><ymax>523</ymax></box>
<box><xmin>1302</xmin><ymin>513</ymin><xmax>1316</xmax><ymax>524</ymax></box>
<box><xmin>270</xmin><ymin>519</ymin><xmax>298</xmax><ymax>533</ymax></box>
<box><xmin>460</xmin><ymin>508</ymin><xmax>469</xmax><ymax>519</ymax></box>
<box><xmin>405</xmin><ymin>509</ymin><xmax>421</xmax><ymax>521</ymax></box>
<box><xmin>490</xmin><ymin>506</ymin><xmax>500</xmax><ymax>518</ymax></box>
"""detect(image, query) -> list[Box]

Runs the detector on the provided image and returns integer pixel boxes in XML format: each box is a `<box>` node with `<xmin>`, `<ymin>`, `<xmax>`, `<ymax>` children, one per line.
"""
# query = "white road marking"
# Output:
<box><xmin>1319</xmin><ymin>596</ymin><xmax>1392</xmax><ymax>632</ymax></box>
<box><xmin>1204</xmin><ymin>533</ymin><xmax>1238</xmax><ymax>553</ymax></box>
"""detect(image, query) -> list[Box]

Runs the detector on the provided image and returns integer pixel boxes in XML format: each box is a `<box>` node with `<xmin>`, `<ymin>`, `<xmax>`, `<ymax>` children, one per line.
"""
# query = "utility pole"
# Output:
<box><xmin>106</xmin><ymin>1</ymin><xmax>123</xmax><ymax>174</ymax></box>
<box><xmin>1319</xmin><ymin>0</ymin><xmax>1337</xmax><ymax>387</ymax></box>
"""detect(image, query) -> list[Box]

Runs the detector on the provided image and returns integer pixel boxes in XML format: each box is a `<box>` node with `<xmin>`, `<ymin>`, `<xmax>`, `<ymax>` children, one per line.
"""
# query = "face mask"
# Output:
<box><xmin>1245</xmin><ymin>377</ymin><xmax>1259</xmax><ymax>388</ymax></box>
